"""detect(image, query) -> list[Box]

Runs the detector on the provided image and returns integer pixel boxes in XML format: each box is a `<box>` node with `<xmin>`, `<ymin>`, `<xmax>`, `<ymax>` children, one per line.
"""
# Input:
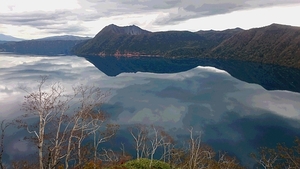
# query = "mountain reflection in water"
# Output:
<box><xmin>1</xmin><ymin>54</ymin><xmax>300</xmax><ymax>167</ymax></box>
<box><xmin>83</xmin><ymin>56</ymin><xmax>300</xmax><ymax>93</ymax></box>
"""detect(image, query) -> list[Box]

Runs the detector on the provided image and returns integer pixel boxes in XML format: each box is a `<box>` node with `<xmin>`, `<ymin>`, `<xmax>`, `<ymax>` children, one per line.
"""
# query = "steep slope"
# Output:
<box><xmin>197</xmin><ymin>28</ymin><xmax>243</xmax><ymax>45</ymax></box>
<box><xmin>74</xmin><ymin>25</ymin><xmax>219</xmax><ymax>57</ymax></box>
<box><xmin>99</xmin><ymin>24</ymin><xmax>151</xmax><ymax>35</ymax></box>
<box><xmin>210</xmin><ymin>24</ymin><xmax>300</xmax><ymax>68</ymax></box>
<box><xmin>74</xmin><ymin>23</ymin><xmax>300</xmax><ymax>69</ymax></box>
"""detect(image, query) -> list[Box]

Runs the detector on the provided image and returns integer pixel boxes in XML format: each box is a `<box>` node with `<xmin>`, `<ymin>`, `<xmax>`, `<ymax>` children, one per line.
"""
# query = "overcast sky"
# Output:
<box><xmin>0</xmin><ymin>0</ymin><xmax>300</xmax><ymax>39</ymax></box>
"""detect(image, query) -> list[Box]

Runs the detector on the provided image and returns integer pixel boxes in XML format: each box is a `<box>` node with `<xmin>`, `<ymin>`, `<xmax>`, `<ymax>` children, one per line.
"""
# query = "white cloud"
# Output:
<box><xmin>251</xmin><ymin>92</ymin><xmax>300</xmax><ymax>119</ymax></box>
<box><xmin>0</xmin><ymin>0</ymin><xmax>300</xmax><ymax>39</ymax></box>
<box><xmin>0</xmin><ymin>0</ymin><xmax>80</xmax><ymax>13</ymax></box>
<box><xmin>2</xmin><ymin>53</ymin><xmax>300</xmax><ymax>123</ymax></box>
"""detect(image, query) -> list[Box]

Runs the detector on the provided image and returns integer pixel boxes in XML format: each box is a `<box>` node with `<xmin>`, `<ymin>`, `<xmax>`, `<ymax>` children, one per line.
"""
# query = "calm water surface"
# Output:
<box><xmin>1</xmin><ymin>53</ymin><xmax>300</xmax><ymax>166</ymax></box>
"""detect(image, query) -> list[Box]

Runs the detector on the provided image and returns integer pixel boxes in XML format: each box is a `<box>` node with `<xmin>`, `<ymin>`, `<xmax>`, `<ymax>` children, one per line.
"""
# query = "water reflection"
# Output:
<box><xmin>84</xmin><ymin>56</ymin><xmax>300</xmax><ymax>93</ymax></box>
<box><xmin>1</xmin><ymin>53</ymin><xmax>300</xmax><ymax>167</ymax></box>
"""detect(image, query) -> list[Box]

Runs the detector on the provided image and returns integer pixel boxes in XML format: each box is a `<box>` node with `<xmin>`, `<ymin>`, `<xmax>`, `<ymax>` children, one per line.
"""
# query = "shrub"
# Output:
<box><xmin>122</xmin><ymin>158</ymin><xmax>171</xmax><ymax>169</ymax></box>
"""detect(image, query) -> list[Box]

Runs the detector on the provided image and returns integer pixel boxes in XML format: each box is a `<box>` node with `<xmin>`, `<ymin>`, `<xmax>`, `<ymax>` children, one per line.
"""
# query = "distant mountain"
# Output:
<box><xmin>2</xmin><ymin>23</ymin><xmax>300</xmax><ymax>69</ymax></box>
<box><xmin>0</xmin><ymin>33</ymin><xmax>24</xmax><ymax>41</ymax></box>
<box><xmin>36</xmin><ymin>35</ymin><xmax>91</xmax><ymax>41</ymax></box>
<box><xmin>0</xmin><ymin>39</ymin><xmax>88</xmax><ymax>55</ymax></box>
<box><xmin>210</xmin><ymin>23</ymin><xmax>300</xmax><ymax>68</ymax></box>
<box><xmin>74</xmin><ymin>23</ymin><xmax>300</xmax><ymax>69</ymax></box>
<box><xmin>100</xmin><ymin>24</ymin><xmax>151</xmax><ymax>35</ymax></box>
<box><xmin>73</xmin><ymin>24</ymin><xmax>237</xmax><ymax>57</ymax></box>
<box><xmin>0</xmin><ymin>34</ymin><xmax>92</xmax><ymax>55</ymax></box>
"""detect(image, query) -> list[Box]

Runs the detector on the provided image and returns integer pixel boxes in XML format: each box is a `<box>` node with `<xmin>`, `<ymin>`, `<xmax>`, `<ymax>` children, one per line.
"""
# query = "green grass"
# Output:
<box><xmin>121</xmin><ymin>158</ymin><xmax>171</xmax><ymax>169</ymax></box>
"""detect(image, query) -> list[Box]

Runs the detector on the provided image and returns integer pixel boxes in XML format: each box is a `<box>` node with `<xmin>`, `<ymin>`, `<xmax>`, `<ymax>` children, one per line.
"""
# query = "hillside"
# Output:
<box><xmin>196</xmin><ymin>28</ymin><xmax>243</xmax><ymax>44</ymax></box>
<box><xmin>74</xmin><ymin>24</ymin><xmax>242</xmax><ymax>57</ymax></box>
<box><xmin>210</xmin><ymin>24</ymin><xmax>300</xmax><ymax>68</ymax></box>
<box><xmin>99</xmin><ymin>24</ymin><xmax>151</xmax><ymax>35</ymax></box>
<box><xmin>2</xmin><ymin>23</ymin><xmax>300</xmax><ymax>69</ymax></box>
<box><xmin>74</xmin><ymin>23</ymin><xmax>300</xmax><ymax>69</ymax></box>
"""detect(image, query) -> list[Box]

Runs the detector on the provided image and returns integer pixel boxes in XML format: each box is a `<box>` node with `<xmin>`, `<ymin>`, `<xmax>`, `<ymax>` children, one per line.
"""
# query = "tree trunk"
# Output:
<box><xmin>78</xmin><ymin>138</ymin><xmax>82</xmax><ymax>166</ymax></box>
<box><xmin>39</xmin><ymin>116</ymin><xmax>44</xmax><ymax>169</ymax></box>
<box><xmin>52</xmin><ymin>115</ymin><xmax>64</xmax><ymax>167</ymax></box>
<box><xmin>65</xmin><ymin>131</ymin><xmax>73</xmax><ymax>169</ymax></box>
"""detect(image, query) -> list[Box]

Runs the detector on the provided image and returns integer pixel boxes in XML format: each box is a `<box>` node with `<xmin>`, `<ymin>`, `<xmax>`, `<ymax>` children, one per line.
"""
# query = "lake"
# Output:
<box><xmin>1</xmin><ymin>53</ymin><xmax>300</xmax><ymax>167</ymax></box>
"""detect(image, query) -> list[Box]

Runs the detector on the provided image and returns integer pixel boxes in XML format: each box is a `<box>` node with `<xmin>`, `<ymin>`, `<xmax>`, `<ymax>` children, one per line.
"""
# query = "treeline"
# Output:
<box><xmin>0</xmin><ymin>77</ymin><xmax>299</xmax><ymax>169</ymax></box>
<box><xmin>74</xmin><ymin>24</ymin><xmax>300</xmax><ymax>69</ymax></box>
<box><xmin>74</xmin><ymin>31</ymin><xmax>211</xmax><ymax>56</ymax></box>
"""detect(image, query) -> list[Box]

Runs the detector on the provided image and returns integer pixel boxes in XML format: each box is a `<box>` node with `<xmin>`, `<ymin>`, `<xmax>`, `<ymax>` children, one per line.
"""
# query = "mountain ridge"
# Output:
<box><xmin>0</xmin><ymin>35</ymin><xmax>92</xmax><ymax>55</ymax></box>
<box><xmin>2</xmin><ymin>23</ymin><xmax>300</xmax><ymax>69</ymax></box>
<box><xmin>0</xmin><ymin>33</ymin><xmax>24</xmax><ymax>41</ymax></box>
<box><xmin>210</xmin><ymin>23</ymin><xmax>300</xmax><ymax>68</ymax></box>
<box><xmin>35</xmin><ymin>35</ymin><xmax>91</xmax><ymax>41</ymax></box>
<box><xmin>98</xmin><ymin>24</ymin><xmax>151</xmax><ymax>35</ymax></box>
<box><xmin>74</xmin><ymin>23</ymin><xmax>300</xmax><ymax>69</ymax></box>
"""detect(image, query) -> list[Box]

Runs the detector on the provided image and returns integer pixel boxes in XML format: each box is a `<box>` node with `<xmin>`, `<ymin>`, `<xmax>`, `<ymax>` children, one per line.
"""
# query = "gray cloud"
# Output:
<box><xmin>38</xmin><ymin>24</ymin><xmax>88</xmax><ymax>34</ymax></box>
<box><xmin>154</xmin><ymin>0</ymin><xmax>300</xmax><ymax>25</ymax></box>
<box><xmin>83</xmin><ymin>0</ymin><xmax>300</xmax><ymax>26</ymax></box>
<box><xmin>77</xmin><ymin>0</ymin><xmax>300</xmax><ymax>25</ymax></box>
<box><xmin>1</xmin><ymin>0</ymin><xmax>300</xmax><ymax>36</ymax></box>
<box><xmin>0</xmin><ymin>10</ymin><xmax>89</xmax><ymax>35</ymax></box>
<box><xmin>0</xmin><ymin>10</ymin><xmax>73</xmax><ymax>26</ymax></box>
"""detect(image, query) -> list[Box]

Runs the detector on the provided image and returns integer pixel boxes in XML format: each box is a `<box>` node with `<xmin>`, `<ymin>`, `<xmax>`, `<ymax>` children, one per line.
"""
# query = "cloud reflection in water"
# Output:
<box><xmin>1</xmin><ymin>53</ymin><xmax>300</xmax><ymax>166</ymax></box>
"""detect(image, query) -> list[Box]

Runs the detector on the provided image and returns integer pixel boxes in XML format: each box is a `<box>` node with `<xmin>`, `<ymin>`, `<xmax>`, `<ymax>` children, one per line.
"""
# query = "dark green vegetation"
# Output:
<box><xmin>74</xmin><ymin>24</ymin><xmax>242</xmax><ymax>57</ymax></box>
<box><xmin>211</xmin><ymin>24</ymin><xmax>300</xmax><ymax>68</ymax></box>
<box><xmin>1</xmin><ymin>23</ymin><xmax>300</xmax><ymax>69</ymax></box>
<box><xmin>74</xmin><ymin>23</ymin><xmax>300</xmax><ymax>69</ymax></box>
<box><xmin>121</xmin><ymin>159</ymin><xmax>171</xmax><ymax>169</ymax></box>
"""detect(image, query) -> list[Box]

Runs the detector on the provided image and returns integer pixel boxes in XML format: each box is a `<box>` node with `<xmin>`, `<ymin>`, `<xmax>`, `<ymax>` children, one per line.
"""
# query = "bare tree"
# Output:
<box><xmin>17</xmin><ymin>77</ymin><xmax>116</xmax><ymax>169</ymax></box>
<box><xmin>160</xmin><ymin>129</ymin><xmax>174</xmax><ymax>163</ymax></box>
<box><xmin>214</xmin><ymin>151</ymin><xmax>244</xmax><ymax>169</ymax></box>
<box><xmin>178</xmin><ymin>127</ymin><xmax>215</xmax><ymax>169</ymax></box>
<box><xmin>169</xmin><ymin>146</ymin><xmax>186</xmax><ymax>168</ymax></box>
<box><xmin>18</xmin><ymin>76</ymin><xmax>69</xmax><ymax>169</ymax></box>
<box><xmin>47</xmin><ymin>109</ymin><xmax>71</xmax><ymax>168</ymax></box>
<box><xmin>277</xmin><ymin>140</ymin><xmax>300</xmax><ymax>168</ymax></box>
<box><xmin>129</xmin><ymin>125</ymin><xmax>172</xmax><ymax>167</ymax></box>
<box><xmin>129</xmin><ymin>124</ymin><xmax>149</xmax><ymax>160</ymax></box>
<box><xmin>251</xmin><ymin>147</ymin><xmax>279</xmax><ymax>169</ymax></box>
<box><xmin>250</xmin><ymin>138</ymin><xmax>300</xmax><ymax>169</ymax></box>
<box><xmin>149</xmin><ymin>125</ymin><xmax>164</xmax><ymax>167</ymax></box>
<box><xmin>63</xmin><ymin>85</ymin><xmax>112</xmax><ymax>169</ymax></box>
<box><xmin>91</xmin><ymin>123</ymin><xmax>119</xmax><ymax>168</ymax></box>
